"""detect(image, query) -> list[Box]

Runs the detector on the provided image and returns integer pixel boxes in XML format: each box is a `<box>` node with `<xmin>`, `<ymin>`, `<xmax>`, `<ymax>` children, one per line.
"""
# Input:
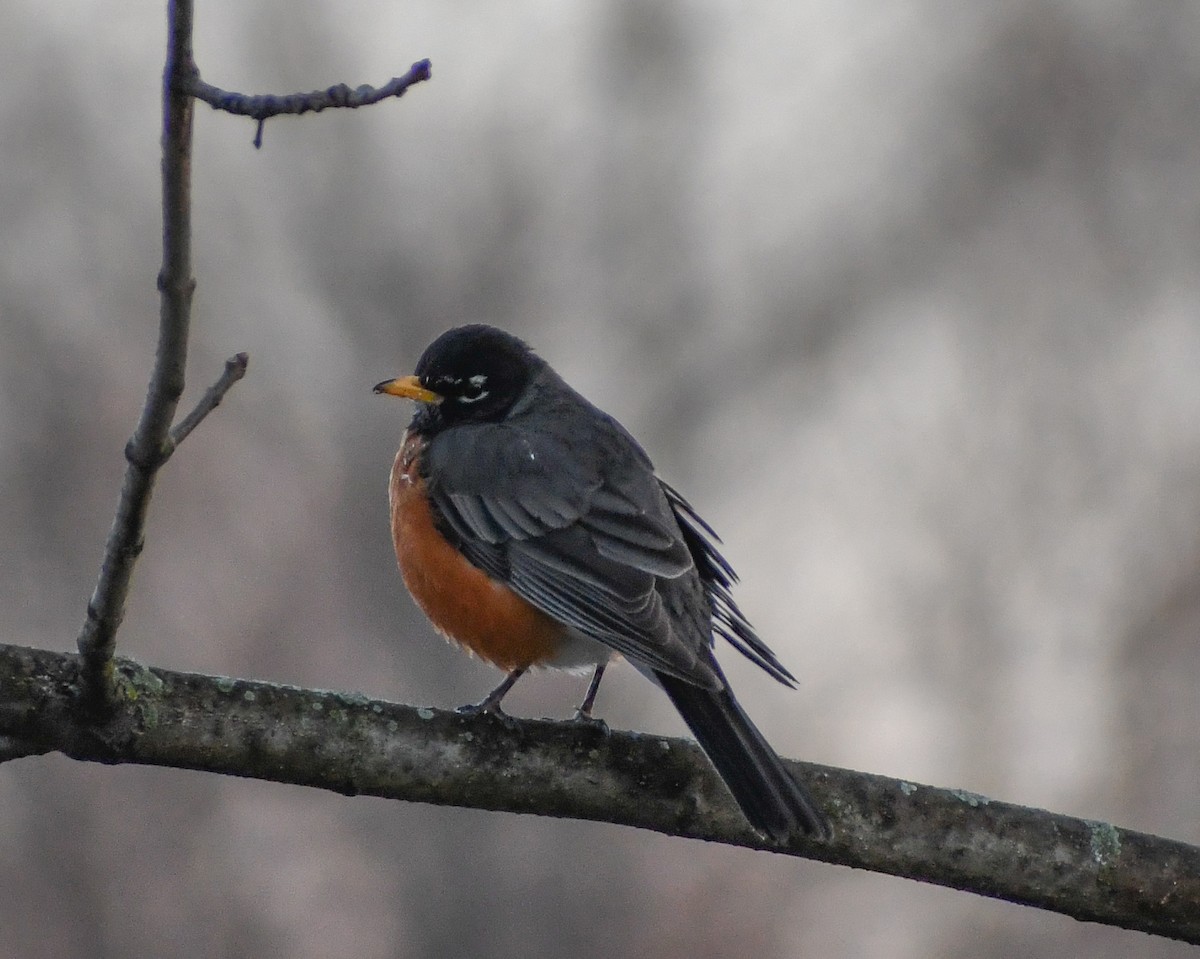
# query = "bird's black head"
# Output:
<box><xmin>374</xmin><ymin>324</ymin><xmax>543</xmax><ymax>435</ymax></box>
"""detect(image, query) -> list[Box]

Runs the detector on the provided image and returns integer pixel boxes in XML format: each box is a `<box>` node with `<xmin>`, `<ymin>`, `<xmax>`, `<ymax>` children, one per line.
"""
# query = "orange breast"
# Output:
<box><xmin>389</xmin><ymin>431</ymin><xmax>567</xmax><ymax>671</ymax></box>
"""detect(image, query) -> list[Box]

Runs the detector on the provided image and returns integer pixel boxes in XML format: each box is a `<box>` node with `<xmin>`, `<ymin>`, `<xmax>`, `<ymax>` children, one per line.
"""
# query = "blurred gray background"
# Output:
<box><xmin>2</xmin><ymin>0</ymin><xmax>1199</xmax><ymax>956</ymax></box>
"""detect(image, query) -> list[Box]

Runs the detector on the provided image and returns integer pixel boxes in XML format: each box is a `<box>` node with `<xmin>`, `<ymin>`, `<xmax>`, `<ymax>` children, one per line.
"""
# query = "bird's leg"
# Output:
<box><xmin>572</xmin><ymin>664</ymin><xmax>608</xmax><ymax>726</ymax></box>
<box><xmin>458</xmin><ymin>667</ymin><xmax>527</xmax><ymax>717</ymax></box>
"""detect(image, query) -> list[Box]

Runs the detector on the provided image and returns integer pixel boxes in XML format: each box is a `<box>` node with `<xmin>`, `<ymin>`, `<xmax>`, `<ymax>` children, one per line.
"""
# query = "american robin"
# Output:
<box><xmin>374</xmin><ymin>324</ymin><xmax>829</xmax><ymax>840</ymax></box>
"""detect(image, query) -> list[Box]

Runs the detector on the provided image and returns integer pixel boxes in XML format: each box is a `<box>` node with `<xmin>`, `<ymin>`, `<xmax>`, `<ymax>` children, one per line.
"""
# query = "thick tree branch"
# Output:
<box><xmin>186</xmin><ymin>59</ymin><xmax>433</xmax><ymax>148</ymax></box>
<box><xmin>1</xmin><ymin>643</ymin><xmax>1196</xmax><ymax>944</ymax></box>
<box><xmin>75</xmin><ymin>0</ymin><xmax>200</xmax><ymax>708</ymax></box>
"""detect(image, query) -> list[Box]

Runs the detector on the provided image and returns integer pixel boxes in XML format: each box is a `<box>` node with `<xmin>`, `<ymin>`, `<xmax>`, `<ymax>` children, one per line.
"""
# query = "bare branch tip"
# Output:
<box><xmin>188</xmin><ymin>55</ymin><xmax>432</xmax><ymax>142</ymax></box>
<box><xmin>167</xmin><ymin>351</ymin><xmax>250</xmax><ymax>449</ymax></box>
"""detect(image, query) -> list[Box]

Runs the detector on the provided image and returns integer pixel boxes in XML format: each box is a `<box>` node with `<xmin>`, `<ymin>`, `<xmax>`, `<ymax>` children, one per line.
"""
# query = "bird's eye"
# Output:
<box><xmin>456</xmin><ymin>374</ymin><xmax>490</xmax><ymax>404</ymax></box>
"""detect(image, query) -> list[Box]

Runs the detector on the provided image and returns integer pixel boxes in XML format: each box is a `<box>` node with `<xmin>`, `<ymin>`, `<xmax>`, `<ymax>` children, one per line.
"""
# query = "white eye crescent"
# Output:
<box><xmin>457</xmin><ymin>374</ymin><xmax>490</xmax><ymax>404</ymax></box>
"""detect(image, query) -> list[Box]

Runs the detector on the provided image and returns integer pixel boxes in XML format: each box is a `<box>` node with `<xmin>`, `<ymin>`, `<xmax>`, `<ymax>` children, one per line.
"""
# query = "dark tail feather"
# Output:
<box><xmin>656</xmin><ymin>670</ymin><xmax>830</xmax><ymax>841</ymax></box>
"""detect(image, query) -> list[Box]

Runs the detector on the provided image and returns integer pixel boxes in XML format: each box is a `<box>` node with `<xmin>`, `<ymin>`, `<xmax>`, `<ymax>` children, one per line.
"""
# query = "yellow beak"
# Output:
<box><xmin>372</xmin><ymin>375</ymin><xmax>441</xmax><ymax>404</ymax></box>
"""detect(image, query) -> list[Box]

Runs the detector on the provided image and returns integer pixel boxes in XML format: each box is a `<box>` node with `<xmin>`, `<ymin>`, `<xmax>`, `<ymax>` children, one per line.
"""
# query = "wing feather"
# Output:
<box><xmin>418</xmin><ymin>378</ymin><xmax>787</xmax><ymax>690</ymax></box>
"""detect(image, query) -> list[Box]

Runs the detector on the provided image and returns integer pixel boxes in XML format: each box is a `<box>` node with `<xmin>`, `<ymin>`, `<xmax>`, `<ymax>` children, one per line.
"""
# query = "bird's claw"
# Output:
<box><xmin>571</xmin><ymin>709</ymin><xmax>610</xmax><ymax>733</ymax></box>
<box><xmin>457</xmin><ymin>699</ymin><xmax>505</xmax><ymax>717</ymax></box>
<box><xmin>456</xmin><ymin>700</ymin><xmax>518</xmax><ymax>728</ymax></box>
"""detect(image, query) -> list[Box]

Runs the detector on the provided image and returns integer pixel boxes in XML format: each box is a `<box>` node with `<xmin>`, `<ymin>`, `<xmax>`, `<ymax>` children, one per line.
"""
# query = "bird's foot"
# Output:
<box><xmin>451</xmin><ymin>696</ymin><xmax>504</xmax><ymax>720</ymax></box>
<box><xmin>570</xmin><ymin>708</ymin><xmax>609</xmax><ymax>733</ymax></box>
<box><xmin>456</xmin><ymin>699</ymin><xmax>520</xmax><ymax>729</ymax></box>
<box><xmin>455</xmin><ymin>668</ymin><xmax>526</xmax><ymax>721</ymax></box>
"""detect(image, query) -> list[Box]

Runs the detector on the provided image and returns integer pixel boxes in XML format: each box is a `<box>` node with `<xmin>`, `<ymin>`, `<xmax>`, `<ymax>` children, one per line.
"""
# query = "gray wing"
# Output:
<box><xmin>421</xmin><ymin>409</ymin><xmax>720</xmax><ymax>686</ymax></box>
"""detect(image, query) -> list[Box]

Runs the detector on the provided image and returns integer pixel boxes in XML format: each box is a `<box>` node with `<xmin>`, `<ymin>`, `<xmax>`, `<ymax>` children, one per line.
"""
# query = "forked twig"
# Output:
<box><xmin>75</xmin><ymin>0</ymin><xmax>425</xmax><ymax>708</ymax></box>
<box><xmin>75</xmin><ymin>0</ymin><xmax>201</xmax><ymax>707</ymax></box>
<box><xmin>167</xmin><ymin>353</ymin><xmax>249</xmax><ymax>451</ymax></box>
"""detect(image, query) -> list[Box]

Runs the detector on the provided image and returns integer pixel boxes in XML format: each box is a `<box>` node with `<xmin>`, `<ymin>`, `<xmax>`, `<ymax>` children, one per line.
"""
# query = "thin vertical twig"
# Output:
<box><xmin>76</xmin><ymin>0</ymin><xmax>198</xmax><ymax>708</ymax></box>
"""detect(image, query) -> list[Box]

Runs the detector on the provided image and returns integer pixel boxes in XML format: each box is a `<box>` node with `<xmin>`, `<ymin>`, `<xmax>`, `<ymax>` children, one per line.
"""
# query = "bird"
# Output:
<box><xmin>374</xmin><ymin>324</ymin><xmax>829</xmax><ymax>841</ymax></box>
